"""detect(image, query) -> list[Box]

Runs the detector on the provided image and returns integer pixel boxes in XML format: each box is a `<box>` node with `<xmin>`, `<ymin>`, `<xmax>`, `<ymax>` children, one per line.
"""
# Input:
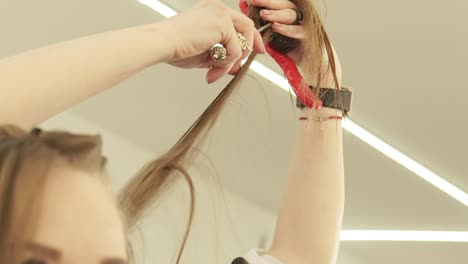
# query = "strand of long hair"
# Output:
<box><xmin>118</xmin><ymin>1</ymin><xmax>341</xmax><ymax>263</ymax></box>
<box><xmin>118</xmin><ymin>53</ymin><xmax>257</xmax><ymax>264</ymax></box>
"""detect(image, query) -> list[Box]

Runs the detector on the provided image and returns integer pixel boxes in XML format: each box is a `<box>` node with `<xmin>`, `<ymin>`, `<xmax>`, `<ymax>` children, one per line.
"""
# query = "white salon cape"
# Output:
<box><xmin>239</xmin><ymin>249</ymin><xmax>282</xmax><ymax>264</ymax></box>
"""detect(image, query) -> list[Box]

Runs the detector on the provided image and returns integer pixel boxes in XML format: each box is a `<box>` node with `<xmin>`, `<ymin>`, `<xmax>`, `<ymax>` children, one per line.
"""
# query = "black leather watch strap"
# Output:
<box><xmin>296</xmin><ymin>86</ymin><xmax>352</xmax><ymax>115</ymax></box>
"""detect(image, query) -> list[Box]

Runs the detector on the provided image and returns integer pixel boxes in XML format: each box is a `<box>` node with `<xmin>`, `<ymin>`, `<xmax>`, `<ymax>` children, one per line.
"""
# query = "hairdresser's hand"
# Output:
<box><xmin>247</xmin><ymin>0</ymin><xmax>305</xmax><ymax>63</ymax></box>
<box><xmin>158</xmin><ymin>0</ymin><xmax>265</xmax><ymax>83</ymax></box>
<box><xmin>250</xmin><ymin>0</ymin><xmax>342</xmax><ymax>85</ymax></box>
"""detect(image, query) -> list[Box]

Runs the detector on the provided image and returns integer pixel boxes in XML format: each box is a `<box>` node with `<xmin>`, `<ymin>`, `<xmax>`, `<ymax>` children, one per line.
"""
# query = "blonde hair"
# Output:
<box><xmin>0</xmin><ymin>1</ymin><xmax>339</xmax><ymax>263</ymax></box>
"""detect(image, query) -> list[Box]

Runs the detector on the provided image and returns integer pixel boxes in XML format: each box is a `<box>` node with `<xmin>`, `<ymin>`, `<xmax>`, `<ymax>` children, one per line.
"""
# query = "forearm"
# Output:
<box><xmin>0</xmin><ymin>23</ymin><xmax>172</xmax><ymax>129</ymax></box>
<box><xmin>269</xmin><ymin>47</ymin><xmax>345</xmax><ymax>263</ymax></box>
<box><xmin>269</xmin><ymin>107</ymin><xmax>344</xmax><ymax>264</ymax></box>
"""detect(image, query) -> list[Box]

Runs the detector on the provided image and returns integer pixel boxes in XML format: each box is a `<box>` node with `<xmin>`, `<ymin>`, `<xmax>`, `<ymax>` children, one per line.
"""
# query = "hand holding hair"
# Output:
<box><xmin>161</xmin><ymin>0</ymin><xmax>265</xmax><ymax>83</ymax></box>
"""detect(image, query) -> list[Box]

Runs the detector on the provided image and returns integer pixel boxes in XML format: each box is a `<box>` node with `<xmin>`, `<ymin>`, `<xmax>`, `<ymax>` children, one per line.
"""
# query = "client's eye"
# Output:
<box><xmin>22</xmin><ymin>258</ymin><xmax>47</xmax><ymax>264</ymax></box>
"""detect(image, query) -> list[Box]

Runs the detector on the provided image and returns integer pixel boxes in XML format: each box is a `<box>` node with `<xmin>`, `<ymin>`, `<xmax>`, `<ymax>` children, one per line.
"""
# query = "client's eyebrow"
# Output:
<box><xmin>25</xmin><ymin>242</ymin><xmax>127</xmax><ymax>264</ymax></box>
<box><xmin>101</xmin><ymin>258</ymin><xmax>127</xmax><ymax>264</ymax></box>
<box><xmin>25</xmin><ymin>242</ymin><xmax>62</xmax><ymax>260</ymax></box>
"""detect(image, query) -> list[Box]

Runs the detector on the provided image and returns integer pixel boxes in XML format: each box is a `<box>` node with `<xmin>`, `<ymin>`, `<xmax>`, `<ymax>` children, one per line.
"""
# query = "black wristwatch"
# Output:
<box><xmin>296</xmin><ymin>86</ymin><xmax>353</xmax><ymax>115</ymax></box>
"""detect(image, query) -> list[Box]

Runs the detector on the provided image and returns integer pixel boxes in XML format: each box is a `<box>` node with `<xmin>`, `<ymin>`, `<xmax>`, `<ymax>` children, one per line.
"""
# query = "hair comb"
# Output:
<box><xmin>239</xmin><ymin>0</ymin><xmax>322</xmax><ymax>109</ymax></box>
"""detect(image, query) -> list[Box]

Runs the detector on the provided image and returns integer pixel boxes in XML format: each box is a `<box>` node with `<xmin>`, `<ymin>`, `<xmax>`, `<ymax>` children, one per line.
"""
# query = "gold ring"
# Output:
<box><xmin>210</xmin><ymin>45</ymin><xmax>227</xmax><ymax>62</ymax></box>
<box><xmin>236</xmin><ymin>32</ymin><xmax>251</xmax><ymax>51</ymax></box>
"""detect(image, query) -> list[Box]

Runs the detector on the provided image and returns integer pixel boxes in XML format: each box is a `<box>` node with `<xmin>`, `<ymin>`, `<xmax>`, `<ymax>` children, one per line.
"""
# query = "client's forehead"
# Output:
<box><xmin>29</xmin><ymin>165</ymin><xmax>127</xmax><ymax>262</ymax></box>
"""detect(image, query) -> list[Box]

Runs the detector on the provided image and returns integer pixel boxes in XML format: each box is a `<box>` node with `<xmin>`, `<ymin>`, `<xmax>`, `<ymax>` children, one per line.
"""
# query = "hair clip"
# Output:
<box><xmin>30</xmin><ymin>127</ymin><xmax>42</xmax><ymax>136</ymax></box>
<box><xmin>231</xmin><ymin>257</ymin><xmax>249</xmax><ymax>264</ymax></box>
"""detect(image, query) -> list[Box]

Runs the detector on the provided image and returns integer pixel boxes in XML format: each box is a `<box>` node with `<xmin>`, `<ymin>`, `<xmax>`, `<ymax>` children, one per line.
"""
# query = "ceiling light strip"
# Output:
<box><xmin>138</xmin><ymin>0</ymin><xmax>176</xmax><ymax>17</ymax></box>
<box><xmin>343</xmin><ymin>119</ymin><xmax>468</xmax><ymax>206</ymax></box>
<box><xmin>341</xmin><ymin>230</ymin><xmax>468</xmax><ymax>242</ymax></box>
<box><xmin>137</xmin><ymin>0</ymin><xmax>468</xmax><ymax>207</ymax></box>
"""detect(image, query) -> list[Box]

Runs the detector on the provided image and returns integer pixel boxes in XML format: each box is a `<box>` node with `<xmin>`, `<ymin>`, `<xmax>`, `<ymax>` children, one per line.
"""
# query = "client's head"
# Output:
<box><xmin>0</xmin><ymin>125</ymin><xmax>127</xmax><ymax>263</ymax></box>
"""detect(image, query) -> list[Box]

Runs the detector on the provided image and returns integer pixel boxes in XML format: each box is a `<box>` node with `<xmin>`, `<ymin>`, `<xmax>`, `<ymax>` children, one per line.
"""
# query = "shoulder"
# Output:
<box><xmin>232</xmin><ymin>249</ymin><xmax>282</xmax><ymax>264</ymax></box>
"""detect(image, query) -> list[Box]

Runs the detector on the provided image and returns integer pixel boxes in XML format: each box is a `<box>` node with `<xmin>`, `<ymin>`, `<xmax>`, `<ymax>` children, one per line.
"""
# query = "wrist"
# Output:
<box><xmin>300</xmin><ymin>107</ymin><xmax>343</xmax><ymax>118</ymax></box>
<box><xmin>303</xmin><ymin>65</ymin><xmax>342</xmax><ymax>89</ymax></box>
<box><xmin>299</xmin><ymin>46</ymin><xmax>342</xmax><ymax>89</ymax></box>
<box><xmin>143</xmin><ymin>22</ymin><xmax>178</xmax><ymax>64</ymax></box>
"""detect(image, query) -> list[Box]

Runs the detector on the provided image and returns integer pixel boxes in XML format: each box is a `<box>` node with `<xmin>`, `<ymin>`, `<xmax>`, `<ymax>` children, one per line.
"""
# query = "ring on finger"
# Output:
<box><xmin>236</xmin><ymin>32</ymin><xmax>251</xmax><ymax>51</ymax></box>
<box><xmin>293</xmin><ymin>8</ymin><xmax>303</xmax><ymax>25</ymax></box>
<box><xmin>210</xmin><ymin>45</ymin><xmax>227</xmax><ymax>62</ymax></box>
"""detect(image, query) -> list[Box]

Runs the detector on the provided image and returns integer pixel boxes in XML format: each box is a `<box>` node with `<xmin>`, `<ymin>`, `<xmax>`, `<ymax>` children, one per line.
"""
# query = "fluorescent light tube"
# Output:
<box><xmin>138</xmin><ymin>0</ymin><xmax>176</xmax><ymax>17</ymax></box>
<box><xmin>343</xmin><ymin>119</ymin><xmax>468</xmax><ymax>206</ymax></box>
<box><xmin>341</xmin><ymin>230</ymin><xmax>468</xmax><ymax>242</ymax></box>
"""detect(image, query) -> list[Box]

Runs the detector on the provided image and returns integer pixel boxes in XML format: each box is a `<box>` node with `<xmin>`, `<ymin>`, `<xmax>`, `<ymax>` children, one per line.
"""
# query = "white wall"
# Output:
<box><xmin>42</xmin><ymin>111</ymin><xmax>368</xmax><ymax>264</ymax></box>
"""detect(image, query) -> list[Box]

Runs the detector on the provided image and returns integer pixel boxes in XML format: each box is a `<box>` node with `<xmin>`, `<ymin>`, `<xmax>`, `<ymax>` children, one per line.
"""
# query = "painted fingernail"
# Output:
<box><xmin>261</xmin><ymin>10</ymin><xmax>272</xmax><ymax>15</ymax></box>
